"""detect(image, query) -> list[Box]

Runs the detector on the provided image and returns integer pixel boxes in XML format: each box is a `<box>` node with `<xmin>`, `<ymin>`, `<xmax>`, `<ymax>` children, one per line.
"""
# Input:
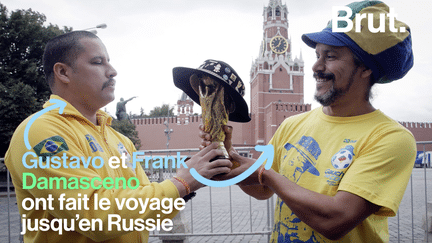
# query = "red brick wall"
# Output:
<box><xmin>400</xmin><ymin>122</ymin><xmax>432</xmax><ymax>151</ymax></box>
<box><xmin>133</xmin><ymin>116</ymin><xmax>431</xmax><ymax>155</ymax></box>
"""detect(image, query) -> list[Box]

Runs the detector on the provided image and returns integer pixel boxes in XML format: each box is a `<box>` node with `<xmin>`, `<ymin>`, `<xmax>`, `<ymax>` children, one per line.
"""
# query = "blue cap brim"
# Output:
<box><xmin>302</xmin><ymin>29</ymin><xmax>347</xmax><ymax>48</ymax></box>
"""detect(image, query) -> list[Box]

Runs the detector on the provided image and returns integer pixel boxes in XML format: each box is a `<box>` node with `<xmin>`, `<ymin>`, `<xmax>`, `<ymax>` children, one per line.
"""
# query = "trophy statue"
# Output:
<box><xmin>190</xmin><ymin>75</ymin><xmax>233</xmax><ymax>159</ymax></box>
<box><xmin>173</xmin><ymin>59</ymin><xmax>251</xmax><ymax>163</ymax></box>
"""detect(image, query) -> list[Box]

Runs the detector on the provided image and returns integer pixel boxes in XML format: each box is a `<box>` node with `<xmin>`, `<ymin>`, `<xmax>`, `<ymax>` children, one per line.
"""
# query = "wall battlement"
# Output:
<box><xmin>132</xmin><ymin>115</ymin><xmax>202</xmax><ymax>126</ymax></box>
<box><xmin>400</xmin><ymin>122</ymin><xmax>432</xmax><ymax>129</ymax></box>
<box><xmin>271</xmin><ymin>102</ymin><xmax>311</xmax><ymax>113</ymax></box>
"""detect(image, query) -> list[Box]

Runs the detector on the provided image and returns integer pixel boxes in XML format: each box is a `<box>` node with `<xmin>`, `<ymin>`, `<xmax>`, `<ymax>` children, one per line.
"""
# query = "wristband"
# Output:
<box><xmin>258</xmin><ymin>165</ymin><xmax>265</xmax><ymax>185</ymax></box>
<box><xmin>173</xmin><ymin>176</ymin><xmax>191</xmax><ymax>195</ymax></box>
<box><xmin>183</xmin><ymin>192</ymin><xmax>196</xmax><ymax>202</ymax></box>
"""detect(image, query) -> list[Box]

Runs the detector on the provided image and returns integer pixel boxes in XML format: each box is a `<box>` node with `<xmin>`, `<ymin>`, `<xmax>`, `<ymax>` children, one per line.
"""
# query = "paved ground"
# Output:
<box><xmin>147</xmin><ymin>186</ymin><xmax>271</xmax><ymax>243</ymax></box>
<box><xmin>388</xmin><ymin>168</ymin><xmax>432</xmax><ymax>243</ymax></box>
<box><xmin>1</xmin><ymin>168</ymin><xmax>431</xmax><ymax>243</ymax></box>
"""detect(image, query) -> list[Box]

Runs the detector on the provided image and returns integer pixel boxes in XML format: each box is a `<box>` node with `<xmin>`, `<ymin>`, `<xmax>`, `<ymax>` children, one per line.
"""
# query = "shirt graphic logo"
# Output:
<box><xmin>33</xmin><ymin>135</ymin><xmax>69</xmax><ymax>161</ymax></box>
<box><xmin>273</xmin><ymin>136</ymin><xmax>324</xmax><ymax>242</ymax></box>
<box><xmin>331</xmin><ymin>145</ymin><xmax>355</xmax><ymax>169</ymax></box>
<box><xmin>85</xmin><ymin>134</ymin><xmax>104</xmax><ymax>153</ymax></box>
<box><xmin>283</xmin><ymin>136</ymin><xmax>321</xmax><ymax>183</ymax></box>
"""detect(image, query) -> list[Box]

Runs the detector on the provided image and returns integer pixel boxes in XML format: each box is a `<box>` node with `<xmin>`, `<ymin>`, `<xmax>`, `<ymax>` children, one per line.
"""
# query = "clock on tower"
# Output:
<box><xmin>270</xmin><ymin>36</ymin><xmax>288</xmax><ymax>54</ymax></box>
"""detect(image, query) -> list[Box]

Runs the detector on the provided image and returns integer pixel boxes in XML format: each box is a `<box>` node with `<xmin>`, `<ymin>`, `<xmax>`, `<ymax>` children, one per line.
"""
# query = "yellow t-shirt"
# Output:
<box><xmin>269</xmin><ymin>107</ymin><xmax>416</xmax><ymax>243</ymax></box>
<box><xmin>5</xmin><ymin>95</ymin><xmax>180</xmax><ymax>243</ymax></box>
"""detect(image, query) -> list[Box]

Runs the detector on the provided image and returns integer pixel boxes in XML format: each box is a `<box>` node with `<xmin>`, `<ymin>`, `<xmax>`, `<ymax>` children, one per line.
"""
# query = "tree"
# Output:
<box><xmin>111</xmin><ymin>119</ymin><xmax>141</xmax><ymax>150</ymax></box>
<box><xmin>148</xmin><ymin>104</ymin><xmax>175</xmax><ymax>117</ymax></box>
<box><xmin>0</xmin><ymin>3</ymin><xmax>71</xmax><ymax>156</ymax></box>
<box><xmin>113</xmin><ymin>104</ymin><xmax>175</xmax><ymax>149</ymax></box>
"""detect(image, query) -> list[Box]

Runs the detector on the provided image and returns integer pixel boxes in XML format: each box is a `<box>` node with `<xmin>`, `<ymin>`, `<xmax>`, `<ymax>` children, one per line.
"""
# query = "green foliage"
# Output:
<box><xmin>148</xmin><ymin>104</ymin><xmax>175</xmax><ymax>117</ymax></box>
<box><xmin>111</xmin><ymin>119</ymin><xmax>142</xmax><ymax>150</ymax></box>
<box><xmin>0</xmin><ymin>3</ymin><xmax>71</xmax><ymax>156</ymax></box>
<box><xmin>131</xmin><ymin>104</ymin><xmax>175</xmax><ymax>119</ymax></box>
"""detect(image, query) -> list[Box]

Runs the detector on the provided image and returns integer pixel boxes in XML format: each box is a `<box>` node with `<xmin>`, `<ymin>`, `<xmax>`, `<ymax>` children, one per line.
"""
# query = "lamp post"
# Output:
<box><xmin>164</xmin><ymin>120</ymin><xmax>173</xmax><ymax>150</ymax></box>
<box><xmin>164</xmin><ymin>104</ymin><xmax>175</xmax><ymax>150</ymax></box>
<box><xmin>81</xmin><ymin>23</ymin><xmax>107</xmax><ymax>34</ymax></box>
<box><xmin>163</xmin><ymin>105</ymin><xmax>174</xmax><ymax>180</ymax></box>
<box><xmin>160</xmin><ymin>104</ymin><xmax>186</xmax><ymax>243</ymax></box>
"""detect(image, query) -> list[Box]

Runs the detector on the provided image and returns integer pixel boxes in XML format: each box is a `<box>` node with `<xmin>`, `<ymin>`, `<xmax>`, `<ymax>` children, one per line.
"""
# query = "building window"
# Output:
<box><xmin>276</xmin><ymin>8</ymin><xmax>281</xmax><ymax>16</ymax></box>
<box><xmin>294</xmin><ymin>63</ymin><xmax>299</xmax><ymax>71</ymax></box>
<box><xmin>268</xmin><ymin>10</ymin><xmax>272</xmax><ymax>17</ymax></box>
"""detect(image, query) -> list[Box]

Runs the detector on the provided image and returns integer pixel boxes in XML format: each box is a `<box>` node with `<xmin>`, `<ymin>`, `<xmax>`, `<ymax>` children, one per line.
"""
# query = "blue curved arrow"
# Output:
<box><xmin>190</xmin><ymin>144</ymin><xmax>274</xmax><ymax>187</ymax></box>
<box><xmin>24</xmin><ymin>99</ymin><xmax>67</xmax><ymax>150</ymax></box>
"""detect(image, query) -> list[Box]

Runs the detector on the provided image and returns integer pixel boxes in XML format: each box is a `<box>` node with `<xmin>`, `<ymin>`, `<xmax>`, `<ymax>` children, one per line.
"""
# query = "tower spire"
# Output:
<box><xmin>268</xmin><ymin>0</ymin><xmax>283</xmax><ymax>7</ymax></box>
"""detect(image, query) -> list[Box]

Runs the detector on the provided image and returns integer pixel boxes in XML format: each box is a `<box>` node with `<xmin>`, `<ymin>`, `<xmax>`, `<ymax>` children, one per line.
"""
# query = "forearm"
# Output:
<box><xmin>261</xmin><ymin>169</ymin><xmax>377</xmax><ymax>240</ymax></box>
<box><xmin>239</xmin><ymin>185</ymin><xmax>274</xmax><ymax>200</ymax></box>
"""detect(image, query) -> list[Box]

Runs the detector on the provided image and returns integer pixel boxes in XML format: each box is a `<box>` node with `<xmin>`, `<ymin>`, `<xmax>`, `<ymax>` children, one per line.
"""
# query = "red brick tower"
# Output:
<box><xmin>176</xmin><ymin>92</ymin><xmax>194</xmax><ymax>125</ymax></box>
<box><xmin>249</xmin><ymin>0</ymin><xmax>310</xmax><ymax>145</ymax></box>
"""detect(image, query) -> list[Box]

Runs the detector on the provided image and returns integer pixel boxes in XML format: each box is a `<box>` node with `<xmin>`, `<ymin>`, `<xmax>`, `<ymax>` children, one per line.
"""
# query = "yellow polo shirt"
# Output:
<box><xmin>6</xmin><ymin>95</ymin><xmax>180</xmax><ymax>243</ymax></box>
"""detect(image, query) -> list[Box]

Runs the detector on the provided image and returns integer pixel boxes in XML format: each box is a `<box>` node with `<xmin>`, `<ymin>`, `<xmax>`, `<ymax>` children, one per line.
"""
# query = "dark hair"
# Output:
<box><xmin>43</xmin><ymin>31</ymin><xmax>99</xmax><ymax>88</ymax></box>
<box><xmin>352</xmin><ymin>53</ymin><xmax>376</xmax><ymax>101</ymax></box>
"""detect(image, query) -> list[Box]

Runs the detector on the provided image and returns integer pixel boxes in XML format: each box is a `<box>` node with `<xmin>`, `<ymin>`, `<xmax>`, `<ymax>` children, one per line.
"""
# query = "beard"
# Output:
<box><xmin>313</xmin><ymin>67</ymin><xmax>358</xmax><ymax>106</ymax></box>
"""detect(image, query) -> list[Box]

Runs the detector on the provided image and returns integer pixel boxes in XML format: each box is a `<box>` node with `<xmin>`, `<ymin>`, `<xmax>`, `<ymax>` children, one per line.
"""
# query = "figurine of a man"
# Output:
<box><xmin>116</xmin><ymin>96</ymin><xmax>136</xmax><ymax>121</ymax></box>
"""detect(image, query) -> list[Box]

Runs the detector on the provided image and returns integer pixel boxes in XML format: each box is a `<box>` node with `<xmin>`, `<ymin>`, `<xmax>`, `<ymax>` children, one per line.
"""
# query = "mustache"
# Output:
<box><xmin>101</xmin><ymin>79</ymin><xmax>116</xmax><ymax>90</ymax></box>
<box><xmin>313</xmin><ymin>72</ymin><xmax>335</xmax><ymax>80</ymax></box>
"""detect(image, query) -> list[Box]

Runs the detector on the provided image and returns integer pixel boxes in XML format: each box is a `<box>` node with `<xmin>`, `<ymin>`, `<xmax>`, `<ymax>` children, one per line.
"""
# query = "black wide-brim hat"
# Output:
<box><xmin>173</xmin><ymin>59</ymin><xmax>251</xmax><ymax>123</ymax></box>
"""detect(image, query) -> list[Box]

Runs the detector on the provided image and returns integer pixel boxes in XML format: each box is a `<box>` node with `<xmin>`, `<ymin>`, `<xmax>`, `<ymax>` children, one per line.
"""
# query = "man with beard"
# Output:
<box><xmin>5</xmin><ymin>31</ymin><xmax>232</xmax><ymax>243</ymax></box>
<box><xmin>202</xmin><ymin>1</ymin><xmax>416</xmax><ymax>242</ymax></box>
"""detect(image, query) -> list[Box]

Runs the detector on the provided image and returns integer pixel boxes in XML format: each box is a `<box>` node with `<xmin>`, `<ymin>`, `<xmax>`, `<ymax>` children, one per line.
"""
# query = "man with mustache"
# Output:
<box><xmin>5</xmin><ymin>31</ymin><xmax>232</xmax><ymax>242</ymax></box>
<box><xmin>204</xmin><ymin>1</ymin><xmax>416</xmax><ymax>242</ymax></box>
